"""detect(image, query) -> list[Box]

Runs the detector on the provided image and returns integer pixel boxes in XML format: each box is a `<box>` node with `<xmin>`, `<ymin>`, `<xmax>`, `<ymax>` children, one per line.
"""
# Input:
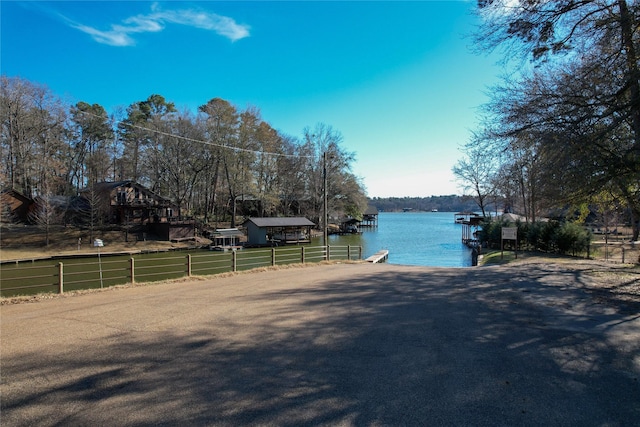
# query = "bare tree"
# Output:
<box><xmin>452</xmin><ymin>141</ymin><xmax>499</xmax><ymax>217</ymax></box>
<box><xmin>474</xmin><ymin>0</ymin><xmax>640</xmax><ymax>237</ymax></box>
<box><xmin>0</xmin><ymin>76</ymin><xmax>66</xmax><ymax>198</ymax></box>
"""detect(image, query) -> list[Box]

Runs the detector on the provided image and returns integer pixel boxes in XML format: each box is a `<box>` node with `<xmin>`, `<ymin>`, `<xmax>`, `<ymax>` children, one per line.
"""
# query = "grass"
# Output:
<box><xmin>0</xmin><ymin>225</ymin><xmax>205</xmax><ymax>261</ymax></box>
<box><xmin>479</xmin><ymin>250</ymin><xmax>518</xmax><ymax>265</ymax></box>
<box><xmin>0</xmin><ymin>225</ymin><xmax>362</xmax><ymax>298</ymax></box>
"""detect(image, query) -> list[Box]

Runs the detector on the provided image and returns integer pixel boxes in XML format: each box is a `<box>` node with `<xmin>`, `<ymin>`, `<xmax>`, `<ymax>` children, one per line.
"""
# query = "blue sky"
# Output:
<box><xmin>1</xmin><ymin>1</ymin><xmax>502</xmax><ymax>198</ymax></box>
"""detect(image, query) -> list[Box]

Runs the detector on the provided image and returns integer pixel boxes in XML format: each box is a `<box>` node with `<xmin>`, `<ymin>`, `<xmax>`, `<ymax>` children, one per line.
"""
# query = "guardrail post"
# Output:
<box><xmin>187</xmin><ymin>254</ymin><xmax>192</xmax><ymax>277</ymax></box>
<box><xmin>326</xmin><ymin>245</ymin><xmax>330</xmax><ymax>261</ymax></box>
<box><xmin>272</xmin><ymin>248</ymin><xmax>276</xmax><ymax>266</ymax></box>
<box><xmin>622</xmin><ymin>247</ymin><xmax>625</xmax><ymax>264</ymax></box>
<box><xmin>232</xmin><ymin>250</ymin><xmax>237</xmax><ymax>272</ymax></box>
<box><xmin>359</xmin><ymin>246</ymin><xmax>363</xmax><ymax>260</ymax></box>
<box><xmin>301</xmin><ymin>246</ymin><xmax>305</xmax><ymax>264</ymax></box>
<box><xmin>347</xmin><ymin>245</ymin><xmax>351</xmax><ymax>260</ymax></box>
<box><xmin>130</xmin><ymin>258</ymin><xmax>135</xmax><ymax>284</ymax></box>
<box><xmin>58</xmin><ymin>262</ymin><xmax>64</xmax><ymax>294</ymax></box>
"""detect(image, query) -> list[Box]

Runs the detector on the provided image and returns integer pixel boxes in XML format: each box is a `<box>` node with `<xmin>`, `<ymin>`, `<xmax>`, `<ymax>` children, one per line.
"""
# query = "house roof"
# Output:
<box><xmin>81</xmin><ymin>181</ymin><xmax>174</xmax><ymax>205</ymax></box>
<box><xmin>213</xmin><ymin>228</ymin><xmax>244</xmax><ymax>237</ymax></box>
<box><xmin>1</xmin><ymin>188</ymin><xmax>33</xmax><ymax>203</ymax></box>
<box><xmin>82</xmin><ymin>180</ymin><xmax>134</xmax><ymax>192</ymax></box>
<box><xmin>364</xmin><ymin>206</ymin><xmax>379</xmax><ymax>215</ymax></box>
<box><xmin>244</xmin><ymin>217</ymin><xmax>316</xmax><ymax>228</ymax></box>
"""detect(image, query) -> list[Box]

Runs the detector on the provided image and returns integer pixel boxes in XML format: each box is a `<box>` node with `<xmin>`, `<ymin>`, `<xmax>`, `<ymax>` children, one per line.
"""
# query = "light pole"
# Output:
<box><xmin>323</xmin><ymin>151</ymin><xmax>328</xmax><ymax>247</ymax></box>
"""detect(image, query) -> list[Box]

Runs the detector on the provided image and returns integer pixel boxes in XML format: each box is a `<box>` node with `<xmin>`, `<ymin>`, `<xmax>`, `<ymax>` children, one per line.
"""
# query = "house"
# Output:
<box><xmin>1</xmin><ymin>189</ymin><xmax>34</xmax><ymax>223</ymax></box>
<box><xmin>244</xmin><ymin>217</ymin><xmax>316</xmax><ymax>246</ymax></box>
<box><xmin>81</xmin><ymin>181</ymin><xmax>178</xmax><ymax>225</ymax></box>
<box><xmin>80</xmin><ymin>181</ymin><xmax>193</xmax><ymax>241</ymax></box>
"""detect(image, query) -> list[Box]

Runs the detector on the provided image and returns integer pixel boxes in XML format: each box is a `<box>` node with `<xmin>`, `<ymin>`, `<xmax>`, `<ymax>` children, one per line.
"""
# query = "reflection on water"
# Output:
<box><xmin>319</xmin><ymin>212</ymin><xmax>472</xmax><ymax>267</ymax></box>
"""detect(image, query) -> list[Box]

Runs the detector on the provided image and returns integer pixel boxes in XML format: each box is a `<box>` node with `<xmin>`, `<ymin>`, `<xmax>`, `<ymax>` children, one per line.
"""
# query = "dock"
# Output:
<box><xmin>366</xmin><ymin>250</ymin><xmax>389</xmax><ymax>263</ymax></box>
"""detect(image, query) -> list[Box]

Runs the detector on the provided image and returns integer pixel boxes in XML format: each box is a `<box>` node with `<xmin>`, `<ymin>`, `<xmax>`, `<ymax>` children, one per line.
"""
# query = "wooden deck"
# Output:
<box><xmin>366</xmin><ymin>250</ymin><xmax>389</xmax><ymax>263</ymax></box>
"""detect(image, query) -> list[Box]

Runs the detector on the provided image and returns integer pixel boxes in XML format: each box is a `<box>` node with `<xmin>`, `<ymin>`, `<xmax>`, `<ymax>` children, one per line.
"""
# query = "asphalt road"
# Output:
<box><xmin>2</xmin><ymin>262</ymin><xmax>639</xmax><ymax>426</ymax></box>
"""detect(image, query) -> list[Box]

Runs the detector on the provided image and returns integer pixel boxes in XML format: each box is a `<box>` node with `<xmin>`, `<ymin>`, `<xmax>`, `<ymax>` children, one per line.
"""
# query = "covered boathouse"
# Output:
<box><xmin>361</xmin><ymin>206</ymin><xmax>379</xmax><ymax>228</ymax></box>
<box><xmin>244</xmin><ymin>217</ymin><xmax>316</xmax><ymax>246</ymax></box>
<box><xmin>210</xmin><ymin>228</ymin><xmax>245</xmax><ymax>251</ymax></box>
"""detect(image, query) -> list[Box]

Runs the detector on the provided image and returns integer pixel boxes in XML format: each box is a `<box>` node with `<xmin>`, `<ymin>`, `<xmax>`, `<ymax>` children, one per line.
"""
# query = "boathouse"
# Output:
<box><xmin>210</xmin><ymin>228</ymin><xmax>244</xmax><ymax>250</ymax></box>
<box><xmin>361</xmin><ymin>206</ymin><xmax>379</xmax><ymax>228</ymax></box>
<box><xmin>244</xmin><ymin>217</ymin><xmax>315</xmax><ymax>246</ymax></box>
<box><xmin>456</xmin><ymin>212</ymin><xmax>482</xmax><ymax>246</ymax></box>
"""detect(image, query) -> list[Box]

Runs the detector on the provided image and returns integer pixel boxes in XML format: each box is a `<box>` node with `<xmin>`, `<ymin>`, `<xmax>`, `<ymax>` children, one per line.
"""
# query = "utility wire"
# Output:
<box><xmin>76</xmin><ymin>109</ymin><xmax>315</xmax><ymax>159</ymax></box>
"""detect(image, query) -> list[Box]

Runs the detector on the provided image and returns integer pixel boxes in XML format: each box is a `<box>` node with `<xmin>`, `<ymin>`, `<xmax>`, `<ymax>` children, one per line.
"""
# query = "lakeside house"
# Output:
<box><xmin>80</xmin><ymin>180</ymin><xmax>179</xmax><ymax>225</ymax></box>
<box><xmin>80</xmin><ymin>181</ymin><xmax>195</xmax><ymax>241</ymax></box>
<box><xmin>1</xmin><ymin>189</ymin><xmax>33</xmax><ymax>223</ymax></box>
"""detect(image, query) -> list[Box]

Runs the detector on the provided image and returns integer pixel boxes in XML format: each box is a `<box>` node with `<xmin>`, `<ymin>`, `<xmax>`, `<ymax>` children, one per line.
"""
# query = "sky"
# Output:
<box><xmin>1</xmin><ymin>1</ymin><xmax>503</xmax><ymax>198</ymax></box>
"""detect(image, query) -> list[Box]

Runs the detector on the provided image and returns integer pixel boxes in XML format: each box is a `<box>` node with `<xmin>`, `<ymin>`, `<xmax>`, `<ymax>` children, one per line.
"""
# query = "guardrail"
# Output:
<box><xmin>0</xmin><ymin>245</ymin><xmax>363</xmax><ymax>298</ymax></box>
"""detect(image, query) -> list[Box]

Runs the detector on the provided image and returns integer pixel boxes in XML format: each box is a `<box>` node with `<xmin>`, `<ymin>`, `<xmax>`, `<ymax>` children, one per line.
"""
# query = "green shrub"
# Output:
<box><xmin>478</xmin><ymin>218</ymin><xmax>590</xmax><ymax>256</ymax></box>
<box><xmin>554</xmin><ymin>222</ymin><xmax>591</xmax><ymax>255</ymax></box>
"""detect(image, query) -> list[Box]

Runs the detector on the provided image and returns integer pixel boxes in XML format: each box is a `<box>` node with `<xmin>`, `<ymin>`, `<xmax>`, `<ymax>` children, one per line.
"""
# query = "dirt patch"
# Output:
<box><xmin>506</xmin><ymin>254</ymin><xmax>640</xmax><ymax>311</ymax></box>
<box><xmin>0</xmin><ymin>225</ymin><xmax>208</xmax><ymax>261</ymax></box>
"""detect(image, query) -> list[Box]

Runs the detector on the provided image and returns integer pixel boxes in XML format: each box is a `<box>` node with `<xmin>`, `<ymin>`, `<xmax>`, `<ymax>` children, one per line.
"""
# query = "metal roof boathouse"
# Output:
<box><xmin>244</xmin><ymin>217</ymin><xmax>316</xmax><ymax>246</ymax></box>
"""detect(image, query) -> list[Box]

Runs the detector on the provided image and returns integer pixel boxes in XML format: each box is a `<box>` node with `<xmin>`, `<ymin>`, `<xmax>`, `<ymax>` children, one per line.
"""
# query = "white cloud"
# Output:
<box><xmin>67</xmin><ymin>5</ymin><xmax>250</xmax><ymax>46</ymax></box>
<box><xmin>70</xmin><ymin>23</ymin><xmax>135</xmax><ymax>47</ymax></box>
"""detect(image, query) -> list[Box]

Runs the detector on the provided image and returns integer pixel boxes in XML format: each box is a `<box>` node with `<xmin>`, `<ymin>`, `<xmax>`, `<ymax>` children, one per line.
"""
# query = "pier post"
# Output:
<box><xmin>58</xmin><ymin>262</ymin><xmax>64</xmax><ymax>294</ymax></box>
<box><xmin>232</xmin><ymin>250</ymin><xmax>237</xmax><ymax>272</ymax></box>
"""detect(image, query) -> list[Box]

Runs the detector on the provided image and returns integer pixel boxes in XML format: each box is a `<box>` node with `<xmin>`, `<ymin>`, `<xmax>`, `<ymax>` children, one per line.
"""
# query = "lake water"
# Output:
<box><xmin>325</xmin><ymin>211</ymin><xmax>473</xmax><ymax>267</ymax></box>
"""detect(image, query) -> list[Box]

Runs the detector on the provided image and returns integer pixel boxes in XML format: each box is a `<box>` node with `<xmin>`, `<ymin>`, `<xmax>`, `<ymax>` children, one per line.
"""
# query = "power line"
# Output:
<box><xmin>76</xmin><ymin>109</ymin><xmax>315</xmax><ymax>159</ymax></box>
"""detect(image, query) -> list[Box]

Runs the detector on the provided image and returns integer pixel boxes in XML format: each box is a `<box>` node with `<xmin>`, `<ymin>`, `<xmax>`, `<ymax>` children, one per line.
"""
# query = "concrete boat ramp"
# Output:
<box><xmin>2</xmin><ymin>262</ymin><xmax>639</xmax><ymax>426</ymax></box>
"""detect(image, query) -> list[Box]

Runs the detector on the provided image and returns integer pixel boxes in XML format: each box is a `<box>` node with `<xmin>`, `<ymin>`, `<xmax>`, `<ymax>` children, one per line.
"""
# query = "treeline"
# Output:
<box><xmin>368</xmin><ymin>196</ymin><xmax>481</xmax><ymax>213</ymax></box>
<box><xmin>0</xmin><ymin>76</ymin><xmax>367</xmax><ymax>226</ymax></box>
<box><xmin>453</xmin><ymin>0</ymin><xmax>640</xmax><ymax>240</ymax></box>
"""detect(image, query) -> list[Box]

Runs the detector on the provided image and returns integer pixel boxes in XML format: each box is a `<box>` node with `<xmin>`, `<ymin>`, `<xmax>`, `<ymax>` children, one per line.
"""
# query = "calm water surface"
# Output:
<box><xmin>325</xmin><ymin>212</ymin><xmax>472</xmax><ymax>267</ymax></box>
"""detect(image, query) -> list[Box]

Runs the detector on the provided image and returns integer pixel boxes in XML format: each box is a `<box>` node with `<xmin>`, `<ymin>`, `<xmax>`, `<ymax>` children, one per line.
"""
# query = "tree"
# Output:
<box><xmin>253</xmin><ymin>120</ymin><xmax>281</xmax><ymax>217</ymax></box>
<box><xmin>118</xmin><ymin>94</ymin><xmax>176</xmax><ymax>185</ymax></box>
<box><xmin>198</xmin><ymin>98</ymin><xmax>239</xmax><ymax>225</ymax></box>
<box><xmin>474</xmin><ymin>0</ymin><xmax>640</xmax><ymax>238</ymax></box>
<box><xmin>302</xmin><ymin>124</ymin><xmax>367</xmax><ymax>226</ymax></box>
<box><xmin>0</xmin><ymin>76</ymin><xmax>67</xmax><ymax>198</ymax></box>
<box><xmin>153</xmin><ymin>109</ymin><xmax>207</xmax><ymax>218</ymax></box>
<box><xmin>452</xmin><ymin>140</ymin><xmax>499</xmax><ymax>217</ymax></box>
<box><xmin>67</xmin><ymin>102</ymin><xmax>113</xmax><ymax>193</ymax></box>
<box><xmin>275</xmin><ymin>134</ymin><xmax>309</xmax><ymax>216</ymax></box>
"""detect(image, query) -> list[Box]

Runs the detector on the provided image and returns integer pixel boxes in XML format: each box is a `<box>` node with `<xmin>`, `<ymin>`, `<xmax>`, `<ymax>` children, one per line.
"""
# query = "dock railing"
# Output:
<box><xmin>0</xmin><ymin>245</ymin><xmax>363</xmax><ymax>298</ymax></box>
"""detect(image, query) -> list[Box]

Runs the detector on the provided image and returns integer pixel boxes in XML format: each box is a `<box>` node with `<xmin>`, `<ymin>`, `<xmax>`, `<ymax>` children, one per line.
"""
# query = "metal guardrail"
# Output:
<box><xmin>0</xmin><ymin>245</ymin><xmax>363</xmax><ymax>298</ymax></box>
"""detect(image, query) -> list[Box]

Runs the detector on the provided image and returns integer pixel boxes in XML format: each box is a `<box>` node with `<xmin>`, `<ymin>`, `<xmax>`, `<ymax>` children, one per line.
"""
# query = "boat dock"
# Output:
<box><xmin>366</xmin><ymin>250</ymin><xmax>389</xmax><ymax>263</ymax></box>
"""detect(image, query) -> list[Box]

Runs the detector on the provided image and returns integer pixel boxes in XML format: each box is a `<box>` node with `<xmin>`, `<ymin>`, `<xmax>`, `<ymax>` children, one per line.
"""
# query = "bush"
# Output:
<box><xmin>554</xmin><ymin>222</ymin><xmax>591</xmax><ymax>255</ymax></box>
<box><xmin>478</xmin><ymin>218</ymin><xmax>509</xmax><ymax>249</ymax></box>
<box><xmin>478</xmin><ymin>218</ymin><xmax>591</xmax><ymax>256</ymax></box>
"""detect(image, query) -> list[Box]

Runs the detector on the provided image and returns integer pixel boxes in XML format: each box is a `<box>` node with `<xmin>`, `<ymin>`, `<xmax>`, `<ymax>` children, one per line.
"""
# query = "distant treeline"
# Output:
<box><xmin>368</xmin><ymin>195</ymin><xmax>489</xmax><ymax>213</ymax></box>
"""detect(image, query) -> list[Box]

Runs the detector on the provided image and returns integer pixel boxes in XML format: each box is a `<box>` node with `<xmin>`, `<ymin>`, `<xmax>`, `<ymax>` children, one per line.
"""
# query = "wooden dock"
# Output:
<box><xmin>366</xmin><ymin>250</ymin><xmax>389</xmax><ymax>263</ymax></box>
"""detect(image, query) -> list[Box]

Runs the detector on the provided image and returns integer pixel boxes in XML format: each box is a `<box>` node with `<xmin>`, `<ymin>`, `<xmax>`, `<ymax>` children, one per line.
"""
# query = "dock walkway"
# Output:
<box><xmin>366</xmin><ymin>250</ymin><xmax>389</xmax><ymax>263</ymax></box>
